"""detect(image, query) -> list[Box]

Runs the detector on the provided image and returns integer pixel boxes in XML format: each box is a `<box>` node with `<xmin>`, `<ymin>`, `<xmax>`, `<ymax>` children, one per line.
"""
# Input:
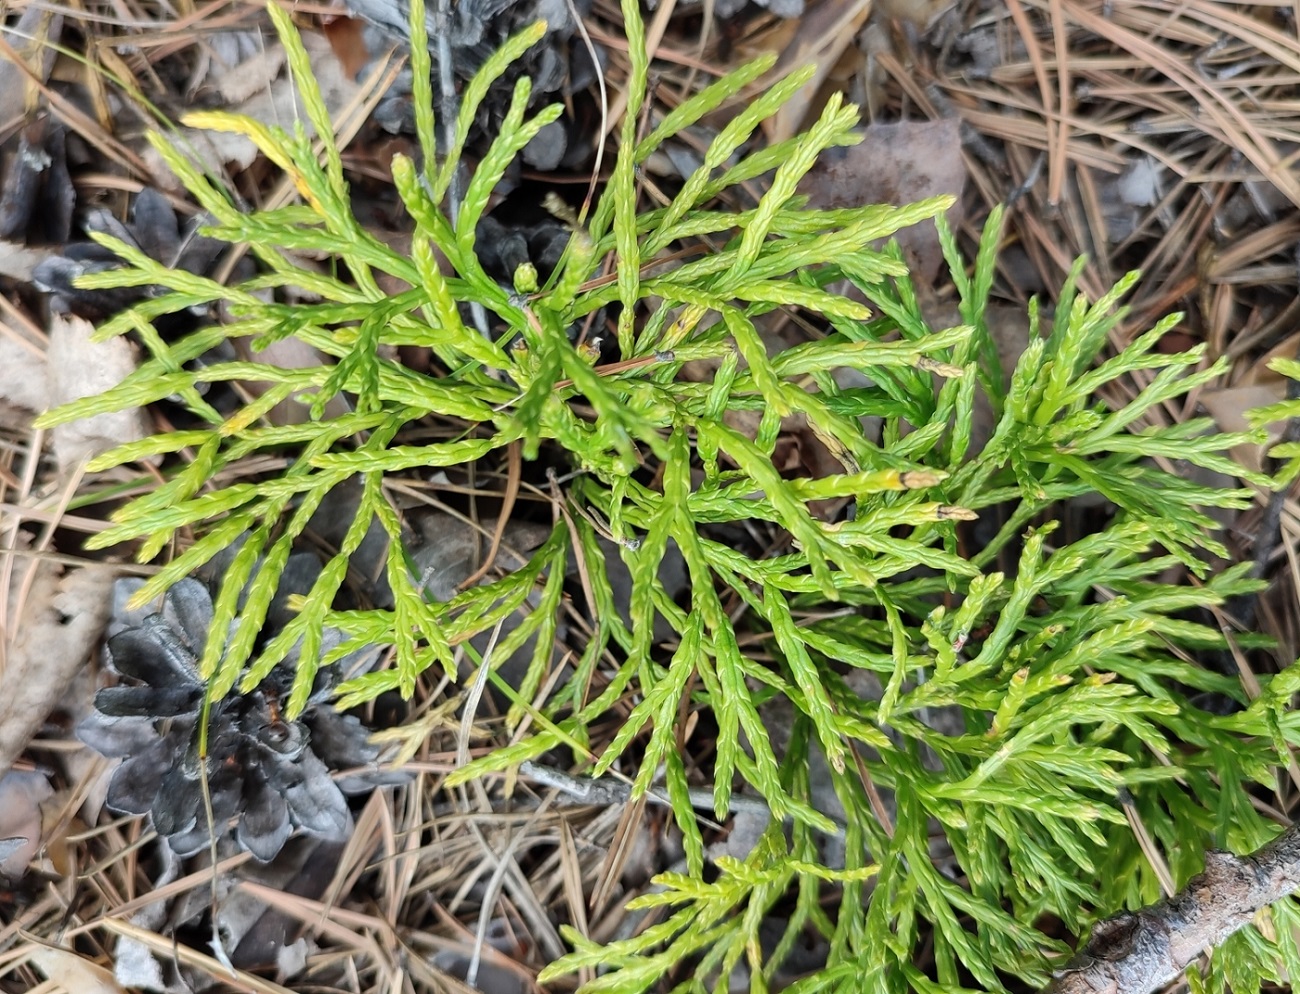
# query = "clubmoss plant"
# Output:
<box><xmin>36</xmin><ymin>0</ymin><xmax>1300</xmax><ymax>990</ymax></box>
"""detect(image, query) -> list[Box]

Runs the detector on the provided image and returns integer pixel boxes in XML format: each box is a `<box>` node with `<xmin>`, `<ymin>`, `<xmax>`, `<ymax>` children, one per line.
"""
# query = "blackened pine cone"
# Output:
<box><xmin>78</xmin><ymin>572</ymin><xmax>396</xmax><ymax>861</ymax></box>
<box><xmin>355</xmin><ymin>0</ymin><xmax>601</xmax><ymax>172</ymax></box>
<box><xmin>32</xmin><ymin>187</ymin><xmax>245</xmax><ymax>324</ymax></box>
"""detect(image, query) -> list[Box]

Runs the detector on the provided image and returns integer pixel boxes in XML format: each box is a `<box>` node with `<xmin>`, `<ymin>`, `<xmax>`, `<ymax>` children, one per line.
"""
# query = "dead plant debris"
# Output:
<box><xmin>2</xmin><ymin>0</ymin><xmax>1300</xmax><ymax>992</ymax></box>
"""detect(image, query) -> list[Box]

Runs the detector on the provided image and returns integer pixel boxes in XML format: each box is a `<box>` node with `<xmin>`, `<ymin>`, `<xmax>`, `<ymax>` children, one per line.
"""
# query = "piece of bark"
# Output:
<box><xmin>0</xmin><ymin>562</ymin><xmax>115</xmax><ymax>778</ymax></box>
<box><xmin>1045</xmin><ymin>825</ymin><xmax>1300</xmax><ymax>994</ymax></box>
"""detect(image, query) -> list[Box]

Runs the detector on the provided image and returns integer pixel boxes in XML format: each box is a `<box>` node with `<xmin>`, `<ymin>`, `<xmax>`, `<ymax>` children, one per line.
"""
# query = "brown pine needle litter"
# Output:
<box><xmin>5</xmin><ymin>0</ymin><xmax>1300</xmax><ymax>991</ymax></box>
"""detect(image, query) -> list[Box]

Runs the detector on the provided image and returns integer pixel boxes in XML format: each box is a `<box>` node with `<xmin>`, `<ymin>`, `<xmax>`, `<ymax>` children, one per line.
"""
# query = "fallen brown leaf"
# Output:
<box><xmin>26</xmin><ymin>943</ymin><xmax>126</xmax><ymax>994</ymax></box>
<box><xmin>0</xmin><ymin>561</ymin><xmax>114</xmax><ymax>778</ymax></box>
<box><xmin>798</xmin><ymin>118</ymin><xmax>967</xmax><ymax>284</ymax></box>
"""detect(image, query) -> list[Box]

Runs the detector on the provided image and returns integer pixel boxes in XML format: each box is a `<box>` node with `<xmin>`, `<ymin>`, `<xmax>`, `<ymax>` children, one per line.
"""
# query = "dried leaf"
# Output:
<box><xmin>0</xmin><ymin>324</ymin><xmax>49</xmax><ymax>414</ymax></box>
<box><xmin>873</xmin><ymin>0</ymin><xmax>956</xmax><ymax>28</ymax></box>
<box><xmin>321</xmin><ymin>14</ymin><xmax>372</xmax><ymax>80</ymax></box>
<box><xmin>1201</xmin><ymin>382</ymin><xmax>1283</xmax><ymax>474</ymax></box>
<box><xmin>144</xmin><ymin>30</ymin><xmax>360</xmax><ymax>187</ymax></box>
<box><xmin>0</xmin><ymin>563</ymin><xmax>114</xmax><ymax>778</ymax></box>
<box><xmin>46</xmin><ymin>312</ymin><xmax>149</xmax><ymax>474</ymax></box>
<box><xmin>27</xmin><ymin>943</ymin><xmax>127</xmax><ymax>994</ymax></box>
<box><xmin>0</xmin><ymin>769</ymin><xmax>53</xmax><ymax>876</ymax></box>
<box><xmin>0</xmin><ymin>239</ymin><xmax>54</xmax><ymax>281</ymax></box>
<box><xmin>798</xmin><ymin>119</ymin><xmax>967</xmax><ymax>283</ymax></box>
<box><xmin>213</xmin><ymin>44</ymin><xmax>288</xmax><ymax>106</ymax></box>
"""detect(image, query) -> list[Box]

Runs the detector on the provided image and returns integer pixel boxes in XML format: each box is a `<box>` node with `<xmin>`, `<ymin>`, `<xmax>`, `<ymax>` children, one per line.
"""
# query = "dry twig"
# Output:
<box><xmin>1045</xmin><ymin>824</ymin><xmax>1300</xmax><ymax>994</ymax></box>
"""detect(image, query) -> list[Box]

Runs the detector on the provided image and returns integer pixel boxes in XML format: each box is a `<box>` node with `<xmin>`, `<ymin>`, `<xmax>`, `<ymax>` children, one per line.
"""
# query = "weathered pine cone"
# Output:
<box><xmin>78</xmin><ymin>570</ymin><xmax>394</xmax><ymax>861</ymax></box>
<box><xmin>31</xmin><ymin>188</ymin><xmax>244</xmax><ymax>323</ymax></box>
<box><xmin>354</xmin><ymin>0</ymin><xmax>602</xmax><ymax>172</ymax></box>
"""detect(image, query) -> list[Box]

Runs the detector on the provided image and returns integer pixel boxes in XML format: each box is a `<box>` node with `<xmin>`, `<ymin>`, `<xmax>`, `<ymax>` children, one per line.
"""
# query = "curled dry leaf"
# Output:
<box><xmin>0</xmin><ymin>561</ymin><xmax>115</xmax><ymax>779</ymax></box>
